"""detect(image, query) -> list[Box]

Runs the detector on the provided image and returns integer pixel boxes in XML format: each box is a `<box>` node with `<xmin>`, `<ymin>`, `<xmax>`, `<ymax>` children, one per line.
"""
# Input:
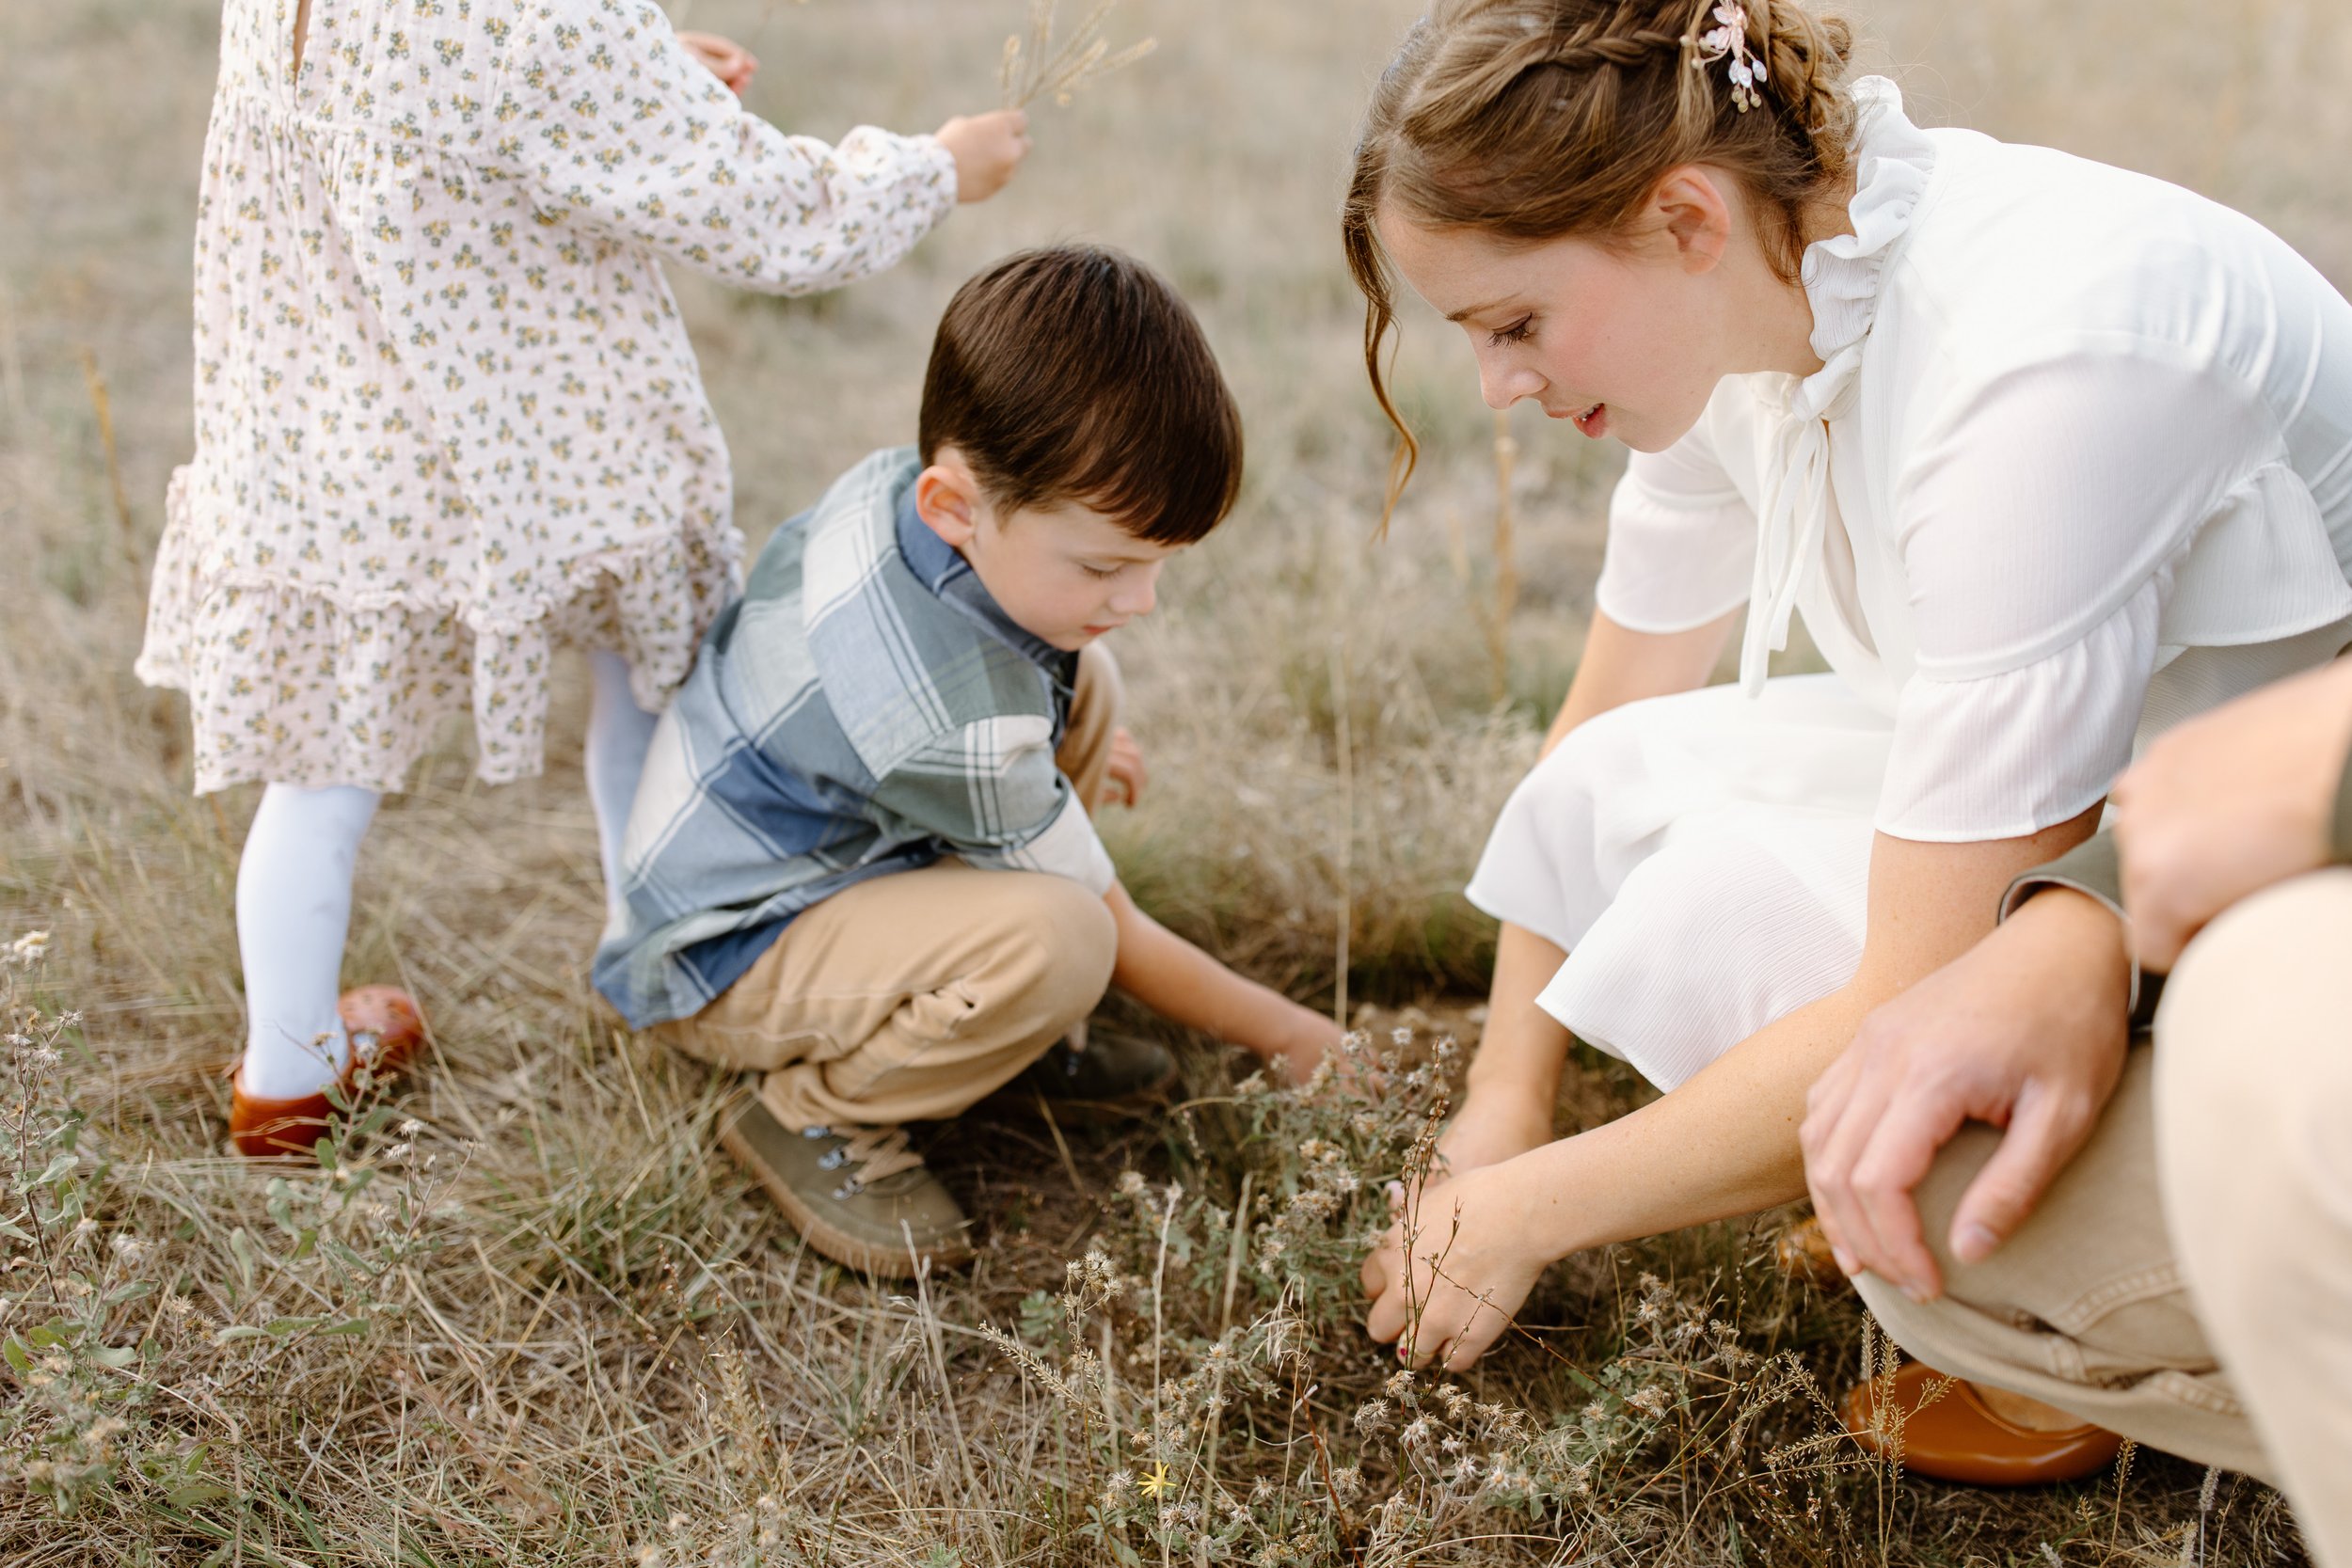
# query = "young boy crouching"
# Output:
<box><xmin>594</xmin><ymin>245</ymin><xmax>1339</xmax><ymax>1275</ymax></box>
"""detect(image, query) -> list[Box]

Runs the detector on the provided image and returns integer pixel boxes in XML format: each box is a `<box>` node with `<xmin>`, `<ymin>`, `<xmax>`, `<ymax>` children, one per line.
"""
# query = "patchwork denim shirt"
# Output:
<box><xmin>593</xmin><ymin>448</ymin><xmax>1115</xmax><ymax>1028</ymax></box>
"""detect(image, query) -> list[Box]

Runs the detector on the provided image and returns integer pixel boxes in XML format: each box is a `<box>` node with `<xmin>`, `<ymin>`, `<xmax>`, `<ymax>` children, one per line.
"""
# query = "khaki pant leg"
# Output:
<box><xmin>1855</xmin><ymin>1046</ymin><xmax>2272</xmax><ymax>1480</ymax></box>
<box><xmin>660</xmin><ymin>862</ymin><xmax>1117</xmax><ymax>1129</ymax></box>
<box><xmin>2156</xmin><ymin>867</ymin><xmax>2352</xmax><ymax>1566</ymax></box>
<box><xmin>1057</xmin><ymin>642</ymin><xmax>1126</xmax><ymax>814</ymax></box>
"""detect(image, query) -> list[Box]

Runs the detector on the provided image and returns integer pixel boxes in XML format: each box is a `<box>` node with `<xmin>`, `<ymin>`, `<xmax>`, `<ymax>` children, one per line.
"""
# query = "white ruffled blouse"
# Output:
<box><xmin>1595</xmin><ymin>77</ymin><xmax>2352</xmax><ymax>841</ymax></box>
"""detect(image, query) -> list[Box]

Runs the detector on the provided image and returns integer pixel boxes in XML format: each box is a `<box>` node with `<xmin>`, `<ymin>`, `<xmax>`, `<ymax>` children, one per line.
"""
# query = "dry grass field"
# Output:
<box><xmin>3</xmin><ymin>0</ymin><xmax>2347</xmax><ymax>1561</ymax></box>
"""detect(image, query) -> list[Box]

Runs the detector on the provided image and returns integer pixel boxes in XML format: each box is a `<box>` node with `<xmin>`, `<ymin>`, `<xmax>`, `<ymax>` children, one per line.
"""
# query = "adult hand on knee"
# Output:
<box><xmin>1802</xmin><ymin>889</ymin><xmax>2130</xmax><ymax>1301</ymax></box>
<box><xmin>2109</xmin><ymin>657</ymin><xmax>2352</xmax><ymax>972</ymax></box>
<box><xmin>1361</xmin><ymin>1162</ymin><xmax>1546</xmax><ymax>1371</ymax></box>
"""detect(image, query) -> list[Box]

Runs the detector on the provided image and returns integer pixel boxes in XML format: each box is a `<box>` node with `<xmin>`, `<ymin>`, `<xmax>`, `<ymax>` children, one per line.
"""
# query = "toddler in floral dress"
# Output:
<box><xmin>135</xmin><ymin>0</ymin><xmax>1030</xmax><ymax>1154</ymax></box>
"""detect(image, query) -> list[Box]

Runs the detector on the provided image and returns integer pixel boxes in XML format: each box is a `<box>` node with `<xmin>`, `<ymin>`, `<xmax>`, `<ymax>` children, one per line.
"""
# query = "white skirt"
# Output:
<box><xmin>1466</xmin><ymin>674</ymin><xmax>1894</xmax><ymax>1091</ymax></box>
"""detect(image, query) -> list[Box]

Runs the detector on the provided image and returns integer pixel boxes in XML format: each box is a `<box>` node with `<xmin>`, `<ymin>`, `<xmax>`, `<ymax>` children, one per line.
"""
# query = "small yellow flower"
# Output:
<box><xmin>1138</xmin><ymin>1463</ymin><xmax>1172</xmax><ymax>1499</ymax></box>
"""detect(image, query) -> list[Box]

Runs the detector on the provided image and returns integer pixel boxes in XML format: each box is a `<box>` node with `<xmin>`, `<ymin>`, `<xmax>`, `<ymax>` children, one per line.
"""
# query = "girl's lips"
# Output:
<box><xmin>1571</xmin><ymin>402</ymin><xmax>1609</xmax><ymax>438</ymax></box>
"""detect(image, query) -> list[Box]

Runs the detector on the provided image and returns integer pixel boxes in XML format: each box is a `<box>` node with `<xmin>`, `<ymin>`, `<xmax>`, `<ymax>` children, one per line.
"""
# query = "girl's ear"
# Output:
<box><xmin>1649</xmin><ymin>165</ymin><xmax>1734</xmax><ymax>276</ymax></box>
<box><xmin>914</xmin><ymin>451</ymin><xmax>983</xmax><ymax>549</ymax></box>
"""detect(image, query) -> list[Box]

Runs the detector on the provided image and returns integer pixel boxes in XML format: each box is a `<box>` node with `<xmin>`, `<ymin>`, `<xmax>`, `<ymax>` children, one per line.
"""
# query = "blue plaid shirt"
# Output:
<box><xmin>593</xmin><ymin>448</ymin><xmax>1116</xmax><ymax>1028</ymax></box>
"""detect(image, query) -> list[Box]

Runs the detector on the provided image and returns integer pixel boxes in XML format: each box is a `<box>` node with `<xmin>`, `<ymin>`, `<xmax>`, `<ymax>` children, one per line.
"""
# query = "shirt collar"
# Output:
<box><xmin>892</xmin><ymin>476</ymin><xmax>1073</xmax><ymax>676</ymax></box>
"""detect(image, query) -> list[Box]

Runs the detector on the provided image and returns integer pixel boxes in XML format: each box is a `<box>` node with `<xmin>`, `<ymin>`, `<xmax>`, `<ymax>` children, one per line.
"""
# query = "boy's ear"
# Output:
<box><xmin>914</xmin><ymin>452</ymin><xmax>983</xmax><ymax>549</ymax></box>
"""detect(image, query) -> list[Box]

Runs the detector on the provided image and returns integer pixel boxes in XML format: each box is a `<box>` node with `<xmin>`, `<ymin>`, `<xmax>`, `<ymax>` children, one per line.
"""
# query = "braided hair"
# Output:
<box><xmin>1343</xmin><ymin>0</ymin><xmax>1856</xmax><ymax>517</ymax></box>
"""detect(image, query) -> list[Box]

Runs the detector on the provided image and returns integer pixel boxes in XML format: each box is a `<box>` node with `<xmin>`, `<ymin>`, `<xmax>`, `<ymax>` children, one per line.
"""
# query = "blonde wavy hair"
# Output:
<box><xmin>1343</xmin><ymin>0</ymin><xmax>1858</xmax><ymax>517</ymax></box>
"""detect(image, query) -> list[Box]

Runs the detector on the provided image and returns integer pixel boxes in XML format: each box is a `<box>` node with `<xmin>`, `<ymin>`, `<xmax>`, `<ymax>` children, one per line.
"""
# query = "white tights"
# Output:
<box><xmin>234</xmin><ymin>652</ymin><xmax>658</xmax><ymax>1098</ymax></box>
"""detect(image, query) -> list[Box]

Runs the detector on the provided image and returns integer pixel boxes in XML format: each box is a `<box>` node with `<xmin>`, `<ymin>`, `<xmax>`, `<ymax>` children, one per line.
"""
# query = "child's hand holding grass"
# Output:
<box><xmin>1103</xmin><ymin>725</ymin><xmax>1147</xmax><ymax>808</ymax></box>
<box><xmin>936</xmin><ymin>111</ymin><xmax>1032</xmax><ymax>203</ymax></box>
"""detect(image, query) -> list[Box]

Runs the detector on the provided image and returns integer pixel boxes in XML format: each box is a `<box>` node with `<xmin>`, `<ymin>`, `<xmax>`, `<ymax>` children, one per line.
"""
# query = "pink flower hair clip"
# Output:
<box><xmin>1689</xmin><ymin>3</ymin><xmax>1767</xmax><ymax>113</ymax></box>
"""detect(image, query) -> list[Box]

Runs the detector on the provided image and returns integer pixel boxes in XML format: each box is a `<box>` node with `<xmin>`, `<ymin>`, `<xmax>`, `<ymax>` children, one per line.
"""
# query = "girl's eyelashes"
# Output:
<box><xmin>1487</xmin><ymin>316</ymin><xmax>1534</xmax><ymax>347</ymax></box>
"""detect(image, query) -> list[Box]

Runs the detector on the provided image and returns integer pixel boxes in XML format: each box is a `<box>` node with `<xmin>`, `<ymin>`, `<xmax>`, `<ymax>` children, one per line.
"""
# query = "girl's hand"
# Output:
<box><xmin>675</xmin><ymin>30</ymin><xmax>758</xmax><ymax>96</ymax></box>
<box><xmin>1361</xmin><ymin>1163</ymin><xmax>1546</xmax><ymax>1371</ymax></box>
<box><xmin>935</xmin><ymin>110</ymin><xmax>1032</xmax><ymax>203</ymax></box>
<box><xmin>1103</xmin><ymin>725</ymin><xmax>1148</xmax><ymax>808</ymax></box>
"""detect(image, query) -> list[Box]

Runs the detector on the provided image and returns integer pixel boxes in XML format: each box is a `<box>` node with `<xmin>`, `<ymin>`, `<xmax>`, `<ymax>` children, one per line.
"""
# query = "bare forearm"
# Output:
<box><xmin>1506</xmin><ymin>987</ymin><xmax>1867</xmax><ymax>1255</ymax></box>
<box><xmin>1459</xmin><ymin>923</ymin><xmax>1572</xmax><ymax>1123</ymax></box>
<box><xmin>1460</xmin><ymin>610</ymin><xmax>1738</xmax><ymax>1132</ymax></box>
<box><xmin>1106</xmin><ymin>885</ymin><xmax>1332</xmax><ymax>1062</ymax></box>
<box><xmin>1494</xmin><ymin>813</ymin><xmax>2105</xmax><ymax>1256</ymax></box>
<box><xmin>1542</xmin><ymin>609</ymin><xmax>1737</xmax><ymax>757</ymax></box>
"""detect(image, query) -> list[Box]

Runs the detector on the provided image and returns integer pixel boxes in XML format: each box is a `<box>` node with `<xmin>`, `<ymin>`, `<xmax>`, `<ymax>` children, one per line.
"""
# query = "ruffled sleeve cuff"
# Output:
<box><xmin>1593</xmin><ymin>466</ymin><xmax>1756</xmax><ymax>635</ymax></box>
<box><xmin>1876</xmin><ymin>580</ymin><xmax>2160</xmax><ymax>843</ymax></box>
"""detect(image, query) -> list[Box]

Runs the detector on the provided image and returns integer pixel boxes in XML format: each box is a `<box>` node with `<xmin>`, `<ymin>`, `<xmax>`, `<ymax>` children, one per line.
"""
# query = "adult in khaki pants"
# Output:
<box><xmin>1803</xmin><ymin>656</ymin><xmax>2352</xmax><ymax>1560</ymax></box>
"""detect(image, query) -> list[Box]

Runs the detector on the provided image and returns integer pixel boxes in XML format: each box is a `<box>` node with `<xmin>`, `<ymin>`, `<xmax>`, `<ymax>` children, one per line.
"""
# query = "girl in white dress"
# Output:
<box><xmin>139</xmin><ymin>0</ymin><xmax>1031</xmax><ymax>1153</ymax></box>
<box><xmin>1343</xmin><ymin>0</ymin><xmax>2352</xmax><ymax>1370</ymax></box>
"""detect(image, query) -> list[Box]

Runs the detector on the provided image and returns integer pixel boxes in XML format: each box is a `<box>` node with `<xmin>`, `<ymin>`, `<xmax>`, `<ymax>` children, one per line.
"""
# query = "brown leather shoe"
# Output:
<box><xmin>229</xmin><ymin>987</ymin><xmax>425</xmax><ymax>1158</ymax></box>
<box><xmin>1839</xmin><ymin>1359</ymin><xmax>2125</xmax><ymax>1485</ymax></box>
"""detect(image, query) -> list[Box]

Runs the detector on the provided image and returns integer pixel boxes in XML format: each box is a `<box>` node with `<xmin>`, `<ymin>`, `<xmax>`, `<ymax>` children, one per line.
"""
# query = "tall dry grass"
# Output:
<box><xmin>4</xmin><ymin>0</ymin><xmax>2346</xmax><ymax>1560</ymax></box>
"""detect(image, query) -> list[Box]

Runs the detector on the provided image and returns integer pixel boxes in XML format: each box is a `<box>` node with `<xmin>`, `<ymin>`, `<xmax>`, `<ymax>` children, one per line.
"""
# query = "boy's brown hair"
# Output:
<box><xmin>919</xmin><ymin>244</ymin><xmax>1244</xmax><ymax>546</ymax></box>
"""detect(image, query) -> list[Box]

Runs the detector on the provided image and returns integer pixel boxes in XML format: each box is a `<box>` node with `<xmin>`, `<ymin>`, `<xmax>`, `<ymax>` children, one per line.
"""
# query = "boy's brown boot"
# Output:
<box><xmin>720</xmin><ymin>1085</ymin><xmax>972</xmax><ymax>1277</ymax></box>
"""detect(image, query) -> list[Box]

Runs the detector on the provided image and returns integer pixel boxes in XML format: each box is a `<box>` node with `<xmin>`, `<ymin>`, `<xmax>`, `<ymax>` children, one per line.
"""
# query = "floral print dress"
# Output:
<box><xmin>137</xmin><ymin>0</ymin><xmax>957</xmax><ymax>794</ymax></box>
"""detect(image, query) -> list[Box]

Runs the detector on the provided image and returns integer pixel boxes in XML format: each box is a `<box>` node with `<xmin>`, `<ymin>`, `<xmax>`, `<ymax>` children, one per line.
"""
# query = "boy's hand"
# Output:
<box><xmin>935</xmin><ymin>110</ymin><xmax>1032</xmax><ymax>203</ymax></box>
<box><xmin>676</xmin><ymin>30</ymin><xmax>758</xmax><ymax>95</ymax></box>
<box><xmin>1104</xmin><ymin>726</ymin><xmax>1148</xmax><ymax>808</ymax></box>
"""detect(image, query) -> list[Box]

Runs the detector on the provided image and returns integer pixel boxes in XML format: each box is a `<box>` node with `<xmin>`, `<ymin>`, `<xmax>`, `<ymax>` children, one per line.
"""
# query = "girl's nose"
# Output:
<box><xmin>1479</xmin><ymin>354</ymin><xmax>1544</xmax><ymax>412</ymax></box>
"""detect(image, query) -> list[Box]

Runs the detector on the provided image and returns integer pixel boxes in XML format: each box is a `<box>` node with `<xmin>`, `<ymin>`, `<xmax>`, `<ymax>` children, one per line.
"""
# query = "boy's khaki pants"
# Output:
<box><xmin>658</xmin><ymin>645</ymin><xmax>1125</xmax><ymax>1131</ymax></box>
<box><xmin>1859</xmin><ymin>868</ymin><xmax>2352</xmax><ymax>1563</ymax></box>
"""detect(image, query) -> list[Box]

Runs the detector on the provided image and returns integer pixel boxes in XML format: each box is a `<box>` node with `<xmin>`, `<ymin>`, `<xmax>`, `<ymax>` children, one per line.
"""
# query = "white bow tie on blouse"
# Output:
<box><xmin>1733</xmin><ymin>73</ymin><xmax>1931</xmax><ymax>699</ymax></box>
<box><xmin>1739</xmin><ymin>352</ymin><xmax>1864</xmax><ymax>697</ymax></box>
